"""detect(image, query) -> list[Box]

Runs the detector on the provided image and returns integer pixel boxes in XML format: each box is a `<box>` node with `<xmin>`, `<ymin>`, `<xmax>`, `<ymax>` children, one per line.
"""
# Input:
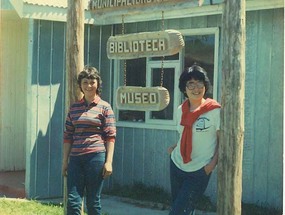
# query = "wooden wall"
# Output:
<box><xmin>109</xmin><ymin>9</ymin><xmax>284</xmax><ymax>209</ymax></box>
<box><xmin>0</xmin><ymin>11</ymin><xmax>28</xmax><ymax>171</ymax></box>
<box><xmin>25</xmin><ymin>20</ymin><xmax>113</xmax><ymax>198</ymax></box>
<box><xmin>243</xmin><ymin>8</ymin><xmax>283</xmax><ymax>208</ymax></box>
<box><xmin>11</xmin><ymin>7</ymin><xmax>282</xmax><ymax>209</ymax></box>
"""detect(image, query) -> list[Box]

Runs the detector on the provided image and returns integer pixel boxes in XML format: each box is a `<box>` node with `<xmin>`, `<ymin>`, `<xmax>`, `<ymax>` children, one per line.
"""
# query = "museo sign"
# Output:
<box><xmin>116</xmin><ymin>86</ymin><xmax>170</xmax><ymax>111</ymax></box>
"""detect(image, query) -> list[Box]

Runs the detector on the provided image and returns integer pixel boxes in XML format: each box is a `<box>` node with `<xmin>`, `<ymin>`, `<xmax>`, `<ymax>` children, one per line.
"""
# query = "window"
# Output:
<box><xmin>180</xmin><ymin>28</ymin><xmax>219</xmax><ymax>99</ymax></box>
<box><xmin>146</xmin><ymin>60</ymin><xmax>180</xmax><ymax>125</ymax></box>
<box><xmin>113</xmin><ymin>28</ymin><xmax>219</xmax><ymax>128</ymax></box>
<box><xmin>117</xmin><ymin>58</ymin><xmax>146</xmax><ymax>122</ymax></box>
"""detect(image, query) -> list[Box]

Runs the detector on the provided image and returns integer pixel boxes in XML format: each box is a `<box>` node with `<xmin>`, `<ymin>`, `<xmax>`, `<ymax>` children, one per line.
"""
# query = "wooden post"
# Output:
<box><xmin>65</xmin><ymin>0</ymin><xmax>84</xmax><ymax>111</ymax></box>
<box><xmin>217</xmin><ymin>0</ymin><xmax>245</xmax><ymax>214</ymax></box>
<box><xmin>64</xmin><ymin>0</ymin><xmax>84</xmax><ymax>215</ymax></box>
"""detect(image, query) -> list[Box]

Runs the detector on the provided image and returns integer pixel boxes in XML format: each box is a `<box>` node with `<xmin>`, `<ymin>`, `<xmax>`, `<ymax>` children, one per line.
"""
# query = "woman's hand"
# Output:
<box><xmin>102</xmin><ymin>162</ymin><xmax>113</xmax><ymax>179</ymax></box>
<box><xmin>62</xmin><ymin>161</ymin><xmax>68</xmax><ymax>177</ymax></box>
<box><xmin>167</xmin><ymin>145</ymin><xmax>176</xmax><ymax>155</ymax></box>
<box><xmin>204</xmin><ymin>163</ymin><xmax>215</xmax><ymax>175</ymax></box>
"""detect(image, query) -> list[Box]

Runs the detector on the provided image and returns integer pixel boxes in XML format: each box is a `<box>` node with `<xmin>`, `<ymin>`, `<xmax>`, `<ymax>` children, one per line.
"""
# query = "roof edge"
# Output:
<box><xmin>10</xmin><ymin>0</ymin><xmax>285</xmax><ymax>25</ymax></box>
<box><xmin>9</xmin><ymin>0</ymin><xmax>24</xmax><ymax>18</ymax></box>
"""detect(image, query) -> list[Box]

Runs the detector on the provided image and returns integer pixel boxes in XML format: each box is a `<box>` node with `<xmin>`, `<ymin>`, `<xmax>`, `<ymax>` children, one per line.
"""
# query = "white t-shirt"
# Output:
<box><xmin>171</xmin><ymin>105</ymin><xmax>220</xmax><ymax>172</ymax></box>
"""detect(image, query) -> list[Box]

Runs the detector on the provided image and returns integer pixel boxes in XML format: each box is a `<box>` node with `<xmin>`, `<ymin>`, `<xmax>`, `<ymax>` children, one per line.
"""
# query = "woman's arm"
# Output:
<box><xmin>103</xmin><ymin>141</ymin><xmax>115</xmax><ymax>179</ymax></box>
<box><xmin>62</xmin><ymin>143</ymin><xmax>72</xmax><ymax>176</ymax></box>
<box><xmin>167</xmin><ymin>144</ymin><xmax>177</xmax><ymax>155</ymax></box>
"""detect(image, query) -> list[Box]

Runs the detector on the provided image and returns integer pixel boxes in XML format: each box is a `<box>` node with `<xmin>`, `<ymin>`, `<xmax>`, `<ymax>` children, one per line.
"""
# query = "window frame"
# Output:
<box><xmin>145</xmin><ymin>59</ymin><xmax>181</xmax><ymax>125</ymax></box>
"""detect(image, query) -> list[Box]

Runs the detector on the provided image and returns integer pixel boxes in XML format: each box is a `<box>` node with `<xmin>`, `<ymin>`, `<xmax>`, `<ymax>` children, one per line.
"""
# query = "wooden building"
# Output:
<box><xmin>1</xmin><ymin>0</ymin><xmax>283</xmax><ymax>209</ymax></box>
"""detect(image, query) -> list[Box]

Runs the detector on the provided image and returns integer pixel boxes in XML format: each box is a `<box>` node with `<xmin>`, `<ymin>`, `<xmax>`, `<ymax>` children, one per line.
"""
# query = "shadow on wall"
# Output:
<box><xmin>28</xmin><ymin>83</ymin><xmax>65</xmax><ymax>199</ymax></box>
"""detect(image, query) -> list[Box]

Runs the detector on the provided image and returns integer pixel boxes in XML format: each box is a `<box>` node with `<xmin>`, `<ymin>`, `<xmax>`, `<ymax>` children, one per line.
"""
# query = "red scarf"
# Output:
<box><xmin>180</xmin><ymin>98</ymin><xmax>221</xmax><ymax>163</ymax></box>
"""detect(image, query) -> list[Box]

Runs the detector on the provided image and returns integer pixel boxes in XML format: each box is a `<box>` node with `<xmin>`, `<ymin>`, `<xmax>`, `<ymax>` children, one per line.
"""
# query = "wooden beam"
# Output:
<box><xmin>217</xmin><ymin>0</ymin><xmax>245</xmax><ymax>214</ymax></box>
<box><xmin>64</xmin><ymin>0</ymin><xmax>85</xmax><ymax>214</ymax></box>
<box><xmin>65</xmin><ymin>0</ymin><xmax>84</xmax><ymax>112</ymax></box>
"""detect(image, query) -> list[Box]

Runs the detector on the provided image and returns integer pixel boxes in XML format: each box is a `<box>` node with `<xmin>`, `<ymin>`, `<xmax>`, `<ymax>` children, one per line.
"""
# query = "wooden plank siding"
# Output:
<box><xmin>0</xmin><ymin>11</ymin><xmax>28</xmax><ymax>171</ymax></box>
<box><xmin>250</xmin><ymin>9</ymin><xmax>284</xmax><ymax>208</ymax></box>
<box><xmin>109</xmin><ymin>9</ymin><xmax>283</xmax><ymax>209</ymax></box>
<box><xmin>266</xmin><ymin>9</ymin><xmax>283</xmax><ymax>206</ymax></box>
<box><xmin>26</xmin><ymin>20</ymin><xmax>66</xmax><ymax>198</ymax></box>
<box><xmin>26</xmin><ymin>20</ymin><xmax>112</xmax><ymax>198</ymax></box>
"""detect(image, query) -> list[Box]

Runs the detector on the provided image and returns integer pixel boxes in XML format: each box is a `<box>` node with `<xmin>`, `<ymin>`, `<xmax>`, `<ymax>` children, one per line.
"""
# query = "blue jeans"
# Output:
<box><xmin>67</xmin><ymin>152</ymin><xmax>105</xmax><ymax>215</ymax></box>
<box><xmin>169</xmin><ymin>158</ymin><xmax>211</xmax><ymax>215</ymax></box>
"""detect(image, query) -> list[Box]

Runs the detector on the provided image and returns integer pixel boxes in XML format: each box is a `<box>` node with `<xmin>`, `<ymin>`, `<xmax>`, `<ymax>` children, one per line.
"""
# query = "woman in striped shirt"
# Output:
<box><xmin>62</xmin><ymin>66</ymin><xmax>116</xmax><ymax>215</ymax></box>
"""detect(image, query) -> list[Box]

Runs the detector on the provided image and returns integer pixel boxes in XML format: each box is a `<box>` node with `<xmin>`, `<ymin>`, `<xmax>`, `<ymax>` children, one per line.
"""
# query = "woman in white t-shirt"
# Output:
<box><xmin>168</xmin><ymin>64</ymin><xmax>221</xmax><ymax>215</ymax></box>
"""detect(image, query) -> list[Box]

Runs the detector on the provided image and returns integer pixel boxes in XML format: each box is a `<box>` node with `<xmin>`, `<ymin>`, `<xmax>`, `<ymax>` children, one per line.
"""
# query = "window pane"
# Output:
<box><xmin>123</xmin><ymin>58</ymin><xmax>146</xmax><ymax>86</ymax></box>
<box><xmin>184</xmin><ymin>34</ymin><xmax>215</xmax><ymax>98</ymax></box>
<box><xmin>118</xmin><ymin>58</ymin><xmax>146</xmax><ymax>122</ymax></box>
<box><xmin>119</xmin><ymin>110</ymin><xmax>145</xmax><ymax>122</ymax></box>
<box><xmin>150</xmin><ymin>68</ymin><xmax>174</xmax><ymax>120</ymax></box>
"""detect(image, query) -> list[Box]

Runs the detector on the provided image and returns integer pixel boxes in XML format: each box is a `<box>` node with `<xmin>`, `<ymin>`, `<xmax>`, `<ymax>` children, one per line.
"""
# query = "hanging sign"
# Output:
<box><xmin>107</xmin><ymin>29</ymin><xmax>184</xmax><ymax>59</ymax></box>
<box><xmin>89</xmin><ymin>0</ymin><xmax>204</xmax><ymax>11</ymax></box>
<box><xmin>116</xmin><ymin>86</ymin><xmax>170</xmax><ymax>111</ymax></box>
<box><xmin>89</xmin><ymin>0</ymin><xmax>174</xmax><ymax>10</ymax></box>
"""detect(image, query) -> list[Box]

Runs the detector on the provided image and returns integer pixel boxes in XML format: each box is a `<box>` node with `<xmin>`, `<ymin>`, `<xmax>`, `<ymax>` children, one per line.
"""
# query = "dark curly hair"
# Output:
<box><xmin>179</xmin><ymin>64</ymin><xmax>212</xmax><ymax>98</ymax></box>
<box><xmin>77</xmin><ymin>66</ymin><xmax>102</xmax><ymax>95</ymax></box>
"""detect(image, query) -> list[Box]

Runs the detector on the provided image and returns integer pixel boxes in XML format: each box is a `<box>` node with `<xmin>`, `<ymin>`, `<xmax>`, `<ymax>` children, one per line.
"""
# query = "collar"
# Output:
<box><xmin>79</xmin><ymin>96</ymin><xmax>101</xmax><ymax>106</ymax></box>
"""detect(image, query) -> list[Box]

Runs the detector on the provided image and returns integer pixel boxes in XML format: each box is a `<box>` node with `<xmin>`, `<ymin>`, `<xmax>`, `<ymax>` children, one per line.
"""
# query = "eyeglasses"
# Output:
<box><xmin>186</xmin><ymin>81</ymin><xmax>205</xmax><ymax>90</ymax></box>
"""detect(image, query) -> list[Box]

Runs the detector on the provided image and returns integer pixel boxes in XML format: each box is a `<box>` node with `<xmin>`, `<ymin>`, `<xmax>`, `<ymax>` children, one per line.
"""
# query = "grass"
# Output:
<box><xmin>0</xmin><ymin>198</ymin><xmax>63</xmax><ymax>215</ymax></box>
<box><xmin>0</xmin><ymin>198</ymin><xmax>110</xmax><ymax>215</ymax></box>
<box><xmin>0</xmin><ymin>183</ymin><xmax>282</xmax><ymax>215</ymax></box>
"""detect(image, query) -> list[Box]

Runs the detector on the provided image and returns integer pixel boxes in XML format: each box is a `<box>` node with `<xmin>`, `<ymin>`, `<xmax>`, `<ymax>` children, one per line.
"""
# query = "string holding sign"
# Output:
<box><xmin>160</xmin><ymin>10</ymin><xmax>165</xmax><ymax>88</ymax></box>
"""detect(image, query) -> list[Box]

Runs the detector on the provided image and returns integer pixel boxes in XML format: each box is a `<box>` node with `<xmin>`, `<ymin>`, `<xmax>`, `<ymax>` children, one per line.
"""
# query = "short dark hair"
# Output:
<box><xmin>77</xmin><ymin>66</ymin><xmax>102</xmax><ymax>95</ymax></box>
<box><xmin>179</xmin><ymin>64</ymin><xmax>212</xmax><ymax>98</ymax></box>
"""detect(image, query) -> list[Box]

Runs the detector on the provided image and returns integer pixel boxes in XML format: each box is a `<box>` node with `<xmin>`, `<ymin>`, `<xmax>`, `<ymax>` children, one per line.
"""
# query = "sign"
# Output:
<box><xmin>107</xmin><ymin>29</ymin><xmax>184</xmax><ymax>59</ymax></box>
<box><xmin>116</xmin><ymin>86</ymin><xmax>170</xmax><ymax>111</ymax></box>
<box><xmin>89</xmin><ymin>0</ymin><xmax>173</xmax><ymax>10</ymax></box>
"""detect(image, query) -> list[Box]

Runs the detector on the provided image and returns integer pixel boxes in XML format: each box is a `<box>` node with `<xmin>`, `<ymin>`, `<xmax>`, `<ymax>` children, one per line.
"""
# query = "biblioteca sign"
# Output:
<box><xmin>107</xmin><ymin>29</ymin><xmax>184</xmax><ymax>59</ymax></box>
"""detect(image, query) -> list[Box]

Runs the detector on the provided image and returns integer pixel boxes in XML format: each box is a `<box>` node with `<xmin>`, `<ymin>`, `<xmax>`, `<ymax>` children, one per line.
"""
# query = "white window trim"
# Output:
<box><xmin>145</xmin><ymin>60</ymin><xmax>181</xmax><ymax>126</ymax></box>
<box><xmin>113</xmin><ymin>27</ymin><xmax>220</xmax><ymax>130</ymax></box>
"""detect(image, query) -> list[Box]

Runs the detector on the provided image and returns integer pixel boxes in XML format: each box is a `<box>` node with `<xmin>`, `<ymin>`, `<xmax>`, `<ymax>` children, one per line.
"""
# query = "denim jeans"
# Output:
<box><xmin>169</xmin><ymin>158</ymin><xmax>211</xmax><ymax>215</ymax></box>
<box><xmin>67</xmin><ymin>152</ymin><xmax>105</xmax><ymax>215</ymax></box>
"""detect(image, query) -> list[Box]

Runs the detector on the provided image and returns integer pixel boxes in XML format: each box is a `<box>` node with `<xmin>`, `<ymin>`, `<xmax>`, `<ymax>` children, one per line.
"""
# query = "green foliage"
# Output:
<box><xmin>0</xmin><ymin>198</ymin><xmax>109</xmax><ymax>215</ymax></box>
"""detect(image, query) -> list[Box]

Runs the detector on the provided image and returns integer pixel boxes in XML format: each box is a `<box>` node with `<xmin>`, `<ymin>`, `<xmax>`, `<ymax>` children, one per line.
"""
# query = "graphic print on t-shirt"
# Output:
<box><xmin>195</xmin><ymin>117</ymin><xmax>211</xmax><ymax>132</ymax></box>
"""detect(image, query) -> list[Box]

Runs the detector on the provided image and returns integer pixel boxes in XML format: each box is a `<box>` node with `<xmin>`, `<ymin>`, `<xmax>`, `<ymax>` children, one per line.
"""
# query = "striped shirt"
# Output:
<box><xmin>64</xmin><ymin>96</ymin><xmax>116</xmax><ymax>156</ymax></box>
